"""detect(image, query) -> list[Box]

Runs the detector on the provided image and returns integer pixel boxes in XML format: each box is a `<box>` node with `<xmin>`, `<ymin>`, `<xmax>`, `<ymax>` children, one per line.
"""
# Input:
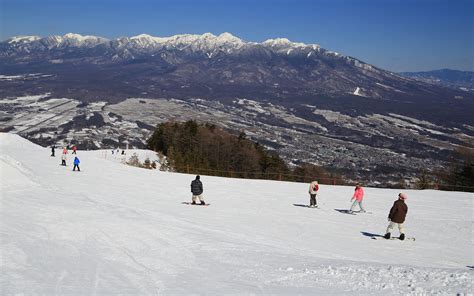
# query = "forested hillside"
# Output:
<box><xmin>146</xmin><ymin>121</ymin><xmax>334</xmax><ymax>183</ymax></box>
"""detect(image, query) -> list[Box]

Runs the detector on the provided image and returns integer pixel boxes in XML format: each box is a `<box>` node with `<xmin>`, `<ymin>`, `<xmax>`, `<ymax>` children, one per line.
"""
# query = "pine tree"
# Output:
<box><xmin>415</xmin><ymin>170</ymin><xmax>431</xmax><ymax>189</ymax></box>
<box><xmin>127</xmin><ymin>153</ymin><xmax>141</xmax><ymax>168</ymax></box>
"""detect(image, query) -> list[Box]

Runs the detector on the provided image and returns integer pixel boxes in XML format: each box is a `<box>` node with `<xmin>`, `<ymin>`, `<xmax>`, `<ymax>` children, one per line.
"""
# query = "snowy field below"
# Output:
<box><xmin>0</xmin><ymin>133</ymin><xmax>472</xmax><ymax>295</ymax></box>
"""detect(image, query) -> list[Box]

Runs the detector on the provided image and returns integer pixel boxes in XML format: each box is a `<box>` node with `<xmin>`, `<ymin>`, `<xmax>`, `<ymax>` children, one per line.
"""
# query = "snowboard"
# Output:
<box><xmin>182</xmin><ymin>202</ymin><xmax>210</xmax><ymax>206</ymax></box>
<box><xmin>293</xmin><ymin>204</ymin><xmax>319</xmax><ymax>209</ymax></box>
<box><xmin>336</xmin><ymin>209</ymin><xmax>372</xmax><ymax>215</ymax></box>
<box><xmin>372</xmin><ymin>236</ymin><xmax>415</xmax><ymax>241</ymax></box>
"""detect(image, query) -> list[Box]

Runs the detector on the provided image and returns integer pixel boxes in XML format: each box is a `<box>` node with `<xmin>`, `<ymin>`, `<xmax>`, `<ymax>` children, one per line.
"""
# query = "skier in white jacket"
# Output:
<box><xmin>308</xmin><ymin>180</ymin><xmax>319</xmax><ymax>208</ymax></box>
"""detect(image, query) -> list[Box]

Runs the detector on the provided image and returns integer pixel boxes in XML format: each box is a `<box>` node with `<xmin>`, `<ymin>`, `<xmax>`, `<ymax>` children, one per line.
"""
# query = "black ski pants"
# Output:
<box><xmin>310</xmin><ymin>194</ymin><xmax>317</xmax><ymax>206</ymax></box>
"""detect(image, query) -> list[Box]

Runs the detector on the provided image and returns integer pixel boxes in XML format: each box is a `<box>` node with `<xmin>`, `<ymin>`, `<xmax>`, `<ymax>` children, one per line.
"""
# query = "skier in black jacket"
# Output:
<box><xmin>190</xmin><ymin>175</ymin><xmax>205</xmax><ymax>205</ymax></box>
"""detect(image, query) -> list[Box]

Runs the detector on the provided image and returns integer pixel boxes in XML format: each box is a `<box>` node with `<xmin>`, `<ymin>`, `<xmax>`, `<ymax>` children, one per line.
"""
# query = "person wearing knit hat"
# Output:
<box><xmin>384</xmin><ymin>193</ymin><xmax>409</xmax><ymax>240</ymax></box>
<box><xmin>398</xmin><ymin>193</ymin><xmax>407</xmax><ymax>200</ymax></box>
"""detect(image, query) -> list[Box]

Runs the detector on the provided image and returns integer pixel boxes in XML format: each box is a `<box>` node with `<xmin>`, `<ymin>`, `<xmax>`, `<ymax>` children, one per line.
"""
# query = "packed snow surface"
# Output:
<box><xmin>0</xmin><ymin>133</ymin><xmax>472</xmax><ymax>295</ymax></box>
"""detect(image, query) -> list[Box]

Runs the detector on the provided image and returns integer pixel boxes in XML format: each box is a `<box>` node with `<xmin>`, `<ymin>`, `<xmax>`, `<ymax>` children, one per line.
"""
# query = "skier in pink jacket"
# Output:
<box><xmin>349</xmin><ymin>183</ymin><xmax>366</xmax><ymax>214</ymax></box>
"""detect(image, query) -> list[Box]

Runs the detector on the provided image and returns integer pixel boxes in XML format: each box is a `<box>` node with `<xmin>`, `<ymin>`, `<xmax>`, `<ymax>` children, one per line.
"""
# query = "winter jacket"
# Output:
<box><xmin>388</xmin><ymin>199</ymin><xmax>408</xmax><ymax>224</ymax></box>
<box><xmin>74</xmin><ymin>157</ymin><xmax>80</xmax><ymax>165</ymax></box>
<box><xmin>309</xmin><ymin>181</ymin><xmax>319</xmax><ymax>194</ymax></box>
<box><xmin>191</xmin><ymin>179</ymin><xmax>203</xmax><ymax>195</ymax></box>
<box><xmin>352</xmin><ymin>187</ymin><xmax>364</xmax><ymax>201</ymax></box>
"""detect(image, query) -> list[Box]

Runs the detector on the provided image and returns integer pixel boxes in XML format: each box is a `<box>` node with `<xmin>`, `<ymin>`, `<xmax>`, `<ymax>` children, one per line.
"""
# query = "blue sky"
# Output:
<box><xmin>1</xmin><ymin>0</ymin><xmax>472</xmax><ymax>72</ymax></box>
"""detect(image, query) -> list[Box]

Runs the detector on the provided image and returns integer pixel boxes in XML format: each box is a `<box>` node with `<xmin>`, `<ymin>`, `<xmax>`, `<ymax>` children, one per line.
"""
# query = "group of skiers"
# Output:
<box><xmin>189</xmin><ymin>176</ymin><xmax>408</xmax><ymax>240</ymax></box>
<box><xmin>51</xmin><ymin>144</ymin><xmax>80</xmax><ymax>171</ymax></box>
<box><xmin>111</xmin><ymin>148</ymin><xmax>126</xmax><ymax>155</ymax></box>
<box><xmin>51</xmin><ymin>144</ymin><xmax>408</xmax><ymax>239</ymax></box>
<box><xmin>308</xmin><ymin>181</ymin><xmax>409</xmax><ymax>240</ymax></box>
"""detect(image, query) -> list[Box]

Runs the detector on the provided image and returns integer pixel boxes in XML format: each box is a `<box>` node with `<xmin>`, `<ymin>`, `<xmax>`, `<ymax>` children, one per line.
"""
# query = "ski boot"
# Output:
<box><xmin>384</xmin><ymin>233</ymin><xmax>391</xmax><ymax>239</ymax></box>
<box><xmin>200</xmin><ymin>201</ymin><xmax>206</xmax><ymax>205</ymax></box>
<box><xmin>399</xmin><ymin>233</ymin><xmax>405</xmax><ymax>241</ymax></box>
<box><xmin>191</xmin><ymin>201</ymin><xmax>196</xmax><ymax>205</ymax></box>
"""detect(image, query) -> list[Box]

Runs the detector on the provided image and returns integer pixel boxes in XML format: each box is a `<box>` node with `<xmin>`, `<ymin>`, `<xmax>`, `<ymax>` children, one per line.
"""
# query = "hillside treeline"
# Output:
<box><xmin>438</xmin><ymin>146</ymin><xmax>474</xmax><ymax>192</ymax></box>
<box><xmin>146</xmin><ymin>121</ymin><xmax>334</xmax><ymax>183</ymax></box>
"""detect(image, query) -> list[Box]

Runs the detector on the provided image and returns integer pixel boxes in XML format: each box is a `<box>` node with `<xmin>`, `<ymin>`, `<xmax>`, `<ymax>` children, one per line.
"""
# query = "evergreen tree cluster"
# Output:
<box><xmin>438</xmin><ymin>146</ymin><xmax>474</xmax><ymax>192</ymax></box>
<box><xmin>147</xmin><ymin>121</ymin><xmax>333</xmax><ymax>182</ymax></box>
<box><xmin>125</xmin><ymin>153</ymin><xmax>156</xmax><ymax>170</ymax></box>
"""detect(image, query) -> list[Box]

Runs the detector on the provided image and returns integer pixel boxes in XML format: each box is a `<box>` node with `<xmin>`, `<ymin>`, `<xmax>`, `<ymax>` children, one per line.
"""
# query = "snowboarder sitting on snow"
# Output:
<box><xmin>308</xmin><ymin>180</ymin><xmax>319</xmax><ymax>208</ymax></box>
<box><xmin>73</xmin><ymin>156</ymin><xmax>80</xmax><ymax>171</ymax></box>
<box><xmin>349</xmin><ymin>183</ymin><xmax>366</xmax><ymax>214</ymax></box>
<box><xmin>190</xmin><ymin>175</ymin><xmax>205</xmax><ymax>205</ymax></box>
<box><xmin>384</xmin><ymin>193</ymin><xmax>408</xmax><ymax>240</ymax></box>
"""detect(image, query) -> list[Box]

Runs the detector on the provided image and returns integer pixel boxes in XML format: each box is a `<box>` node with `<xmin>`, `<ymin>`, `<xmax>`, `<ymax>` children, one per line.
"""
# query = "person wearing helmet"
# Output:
<box><xmin>384</xmin><ymin>193</ymin><xmax>409</xmax><ymax>240</ymax></box>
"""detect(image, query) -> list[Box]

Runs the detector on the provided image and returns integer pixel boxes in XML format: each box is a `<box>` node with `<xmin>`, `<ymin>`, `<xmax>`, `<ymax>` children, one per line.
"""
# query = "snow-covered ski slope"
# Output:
<box><xmin>1</xmin><ymin>133</ymin><xmax>472</xmax><ymax>295</ymax></box>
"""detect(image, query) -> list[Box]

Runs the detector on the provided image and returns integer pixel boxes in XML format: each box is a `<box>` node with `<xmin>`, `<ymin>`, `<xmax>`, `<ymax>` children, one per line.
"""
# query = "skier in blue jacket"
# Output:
<box><xmin>73</xmin><ymin>157</ymin><xmax>80</xmax><ymax>171</ymax></box>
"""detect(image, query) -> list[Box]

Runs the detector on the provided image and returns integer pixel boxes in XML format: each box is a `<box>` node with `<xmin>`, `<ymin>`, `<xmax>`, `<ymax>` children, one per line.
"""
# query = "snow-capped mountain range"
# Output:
<box><xmin>2</xmin><ymin>32</ymin><xmax>471</xmax><ymax>105</ymax></box>
<box><xmin>5</xmin><ymin>32</ymin><xmax>314</xmax><ymax>52</ymax></box>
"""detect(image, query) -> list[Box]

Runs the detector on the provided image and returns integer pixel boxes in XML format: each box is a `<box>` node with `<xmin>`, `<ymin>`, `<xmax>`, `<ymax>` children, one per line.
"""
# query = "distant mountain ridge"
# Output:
<box><xmin>1</xmin><ymin>32</ymin><xmax>472</xmax><ymax>123</ymax></box>
<box><xmin>4</xmin><ymin>32</ymin><xmax>317</xmax><ymax>52</ymax></box>
<box><xmin>400</xmin><ymin>69</ymin><xmax>474</xmax><ymax>92</ymax></box>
